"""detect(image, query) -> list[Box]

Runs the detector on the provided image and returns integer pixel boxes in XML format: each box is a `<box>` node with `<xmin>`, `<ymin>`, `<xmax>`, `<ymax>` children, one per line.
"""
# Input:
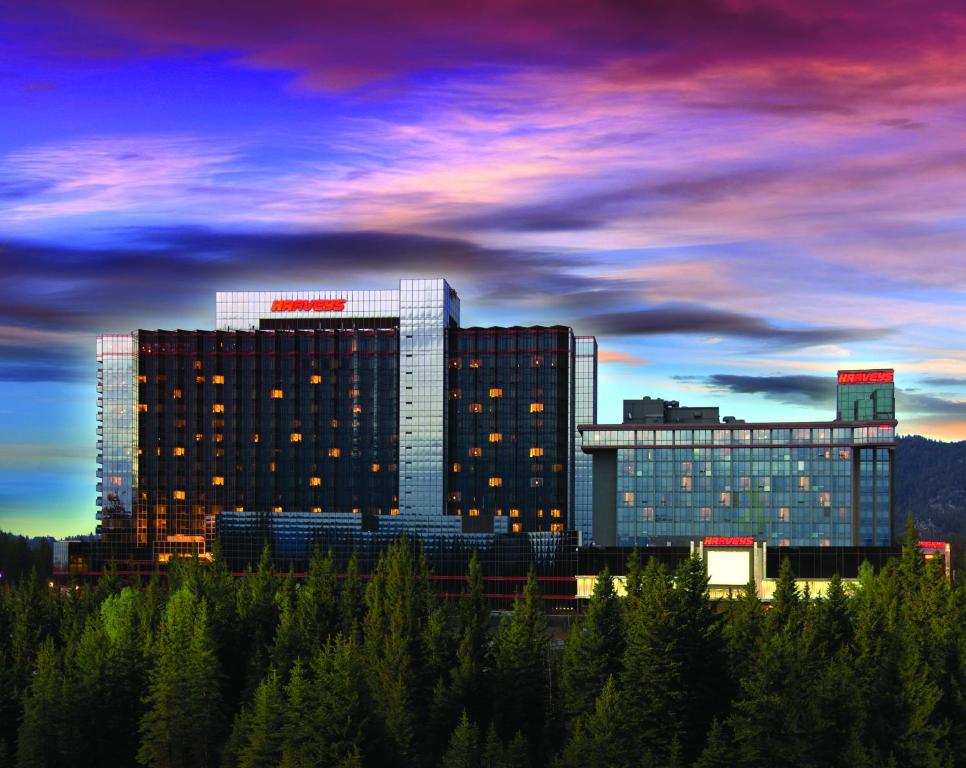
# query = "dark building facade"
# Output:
<box><xmin>93</xmin><ymin>279</ymin><xmax>596</xmax><ymax>570</ymax></box>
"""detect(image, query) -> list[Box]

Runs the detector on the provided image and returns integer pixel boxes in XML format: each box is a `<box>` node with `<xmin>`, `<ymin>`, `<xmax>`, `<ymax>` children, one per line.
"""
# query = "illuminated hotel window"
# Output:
<box><xmin>214</xmin><ymin>434</ymin><xmax>224</xmax><ymax>443</ymax></box>
<box><xmin>530</xmin><ymin>478</ymin><xmax>544</xmax><ymax>487</ymax></box>
<box><xmin>700</xmin><ymin>507</ymin><xmax>712</xmax><ymax>521</ymax></box>
<box><xmin>349</xmin><ymin>388</ymin><xmax>360</xmax><ymax>397</ymax></box>
<box><xmin>212</xmin><ymin>403</ymin><xmax>224</xmax><ymax>413</ymax></box>
<box><xmin>470</xmin><ymin>447</ymin><xmax>482</xmax><ymax>457</ymax></box>
<box><xmin>488</xmin><ymin>387</ymin><xmax>502</xmax><ymax>398</ymax></box>
<box><xmin>532</xmin><ymin>356</ymin><xmax>542</xmax><ymax>367</ymax></box>
<box><xmin>488</xmin><ymin>477</ymin><xmax>503</xmax><ymax>487</ymax></box>
<box><xmin>176</xmin><ymin>419</ymin><xmax>186</xmax><ymax>428</ymax></box>
<box><xmin>495</xmin><ymin>509</ymin><xmax>503</xmax><ymax>516</ymax></box>
<box><xmin>509</xmin><ymin>508</ymin><xmax>520</xmax><ymax>517</ymax></box>
<box><xmin>681</xmin><ymin>476</ymin><xmax>692</xmax><ymax>490</ymax></box>
<box><xmin>172</xmin><ymin>389</ymin><xmax>182</xmax><ymax>399</ymax></box>
<box><xmin>512</xmin><ymin>523</ymin><xmax>522</xmax><ymax>533</ymax></box>
<box><xmin>550</xmin><ymin>523</ymin><xmax>564</xmax><ymax>532</ymax></box>
<box><xmin>309</xmin><ymin>477</ymin><xmax>321</xmax><ymax>486</ymax></box>
<box><xmin>331</xmin><ymin>419</ymin><xmax>339</xmax><ymax>428</ymax></box>
<box><xmin>312</xmin><ymin>506</ymin><xmax>322</xmax><ymax>513</ymax></box>
<box><xmin>488</xmin><ymin>433</ymin><xmax>502</xmax><ymax>443</ymax></box>
<box><xmin>212</xmin><ymin>476</ymin><xmax>224</xmax><ymax>486</ymax></box>
<box><xmin>195</xmin><ymin>375</ymin><xmax>205</xmax><ymax>383</ymax></box>
<box><xmin>390</xmin><ymin>508</ymin><xmax>400</xmax><ymax>516</ymax></box>
<box><xmin>719</xmin><ymin>492</ymin><xmax>731</xmax><ymax>506</ymax></box>
<box><xmin>270</xmin><ymin>462</ymin><xmax>276</xmax><ymax>472</ymax></box>
<box><xmin>452</xmin><ymin>463</ymin><xmax>461</xmax><ymax>473</ymax></box>
<box><xmin>352</xmin><ymin>405</ymin><xmax>363</xmax><ymax>414</ymax></box>
<box><xmin>352</xmin><ymin>507</ymin><xmax>361</xmax><ymax>514</ymax></box>
<box><xmin>469</xmin><ymin>508</ymin><xmax>480</xmax><ymax>517</ymax></box>
<box><xmin>173</xmin><ymin>490</ymin><xmax>186</xmax><ymax>500</ymax></box>
<box><xmin>290</xmin><ymin>433</ymin><xmax>302</xmax><ymax>442</ymax></box>
<box><xmin>137</xmin><ymin>374</ymin><xmax>147</xmax><ymax>384</ymax></box>
<box><xmin>195</xmin><ymin>433</ymin><xmax>203</xmax><ymax>442</ymax></box>
<box><xmin>212</xmin><ymin>374</ymin><xmax>224</xmax><ymax>384</ymax></box>
<box><xmin>537</xmin><ymin>509</ymin><xmax>544</xmax><ymax>518</ymax></box>
<box><xmin>252</xmin><ymin>433</ymin><xmax>260</xmax><ymax>443</ymax></box>
<box><xmin>550</xmin><ymin>508</ymin><xmax>562</xmax><ymax>518</ymax></box>
<box><xmin>271</xmin><ymin>389</ymin><xmax>284</xmax><ymax>399</ymax></box>
<box><xmin>623</xmin><ymin>491</ymin><xmax>634</xmax><ymax>505</ymax></box>
<box><xmin>371</xmin><ymin>463</ymin><xmax>381</xmax><ymax>473</ymax></box>
<box><xmin>529</xmin><ymin>403</ymin><xmax>544</xmax><ymax>413</ymax></box>
<box><xmin>328</xmin><ymin>448</ymin><xmax>341</xmax><ymax>457</ymax></box>
<box><xmin>529</xmin><ymin>447</ymin><xmax>544</xmax><ymax>458</ymax></box>
<box><xmin>553</xmin><ymin>463</ymin><xmax>563</xmax><ymax>473</ymax></box>
<box><xmin>799</xmin><ymin>476</ymin><xmax>810</xmax><ymax>490</ymax></box>
<box><xmin>273</xmin><ymin>506</ymin><xmax>283</xmax><ymax>513</ymax></box>
<box><xmin>193</xmin><ymin>360</ymin><xmax>202</xmax><ymax>370</ymax></box>
<box><xmin>470</xmin><ymin>359</ymin><xmax>480</xmax><ymax>368</ymax></box>
<box><xmin>234</xmin><ymin>506</ymin><xmax>244</xmax><ymax>512</ymax></box>
<box><xmin>137</xmin><ymin>403</ymin><xmax>148</xmax><ymax>412</ymax></box>
<box><xmin>450</xmin><ymin>358</ymin><xmax>461</xmax><ymax>369</ymax></box>
<box><xmin>173</xmin><ymin>447</ymin><xmax>185</xmax><ymax>456</ymax></box>
<box><xmin>449</xmin><ymin>389</ymin><xmax>461</xmax><ymax>400</ymax></box>
<box><xmin>310</xmin><ymin>375</ymin><xmax>322</xmax><ymax>384</ymax></box>
<box><xmin>469</xmin><ymin>403</ymin><xmax>482</xmax><ymax>413</ymax></box>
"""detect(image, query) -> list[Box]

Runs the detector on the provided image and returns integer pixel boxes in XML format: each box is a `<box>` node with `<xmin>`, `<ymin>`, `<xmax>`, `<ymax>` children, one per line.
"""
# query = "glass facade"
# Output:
<box><xmin>837</xmin><ymin>369</ymin><xmax>895</xmax><ymax>422</ymax></box>
<box><xmin>572</xmin><ymin>336</ymin><xmax>597</xmax><ymax>543</ymax></box>
<box><xmin>582</xmin><ymin>416</ymin><xmax>896</xmax><ymax>547</ymax></box>
<box><xmin>95</xmin><ymin>279</ymin><xmax>597</xmax><ymax>568</ymax></box>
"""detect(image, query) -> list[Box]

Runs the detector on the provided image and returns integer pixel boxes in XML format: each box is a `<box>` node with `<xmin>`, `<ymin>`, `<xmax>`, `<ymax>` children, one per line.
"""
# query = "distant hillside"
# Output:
<box><xmin>897</xmin><ymin>435</ymin><xmax>966</xmax><ymax>535</ymax></box>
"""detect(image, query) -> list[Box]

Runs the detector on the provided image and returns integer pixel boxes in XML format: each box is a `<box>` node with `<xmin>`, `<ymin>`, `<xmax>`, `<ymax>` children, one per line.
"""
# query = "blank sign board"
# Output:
<box><xmin>707</xmin><ymin>550</ymin><xmax>751</xmax><ymax>586</ymax></box>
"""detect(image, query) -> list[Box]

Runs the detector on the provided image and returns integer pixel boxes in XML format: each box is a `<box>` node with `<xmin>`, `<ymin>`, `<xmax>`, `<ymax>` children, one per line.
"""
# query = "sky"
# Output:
<box><xmin>1</xmin><ymin>0</ymin><xmax>964</xmax><ymax>536</ymax></box>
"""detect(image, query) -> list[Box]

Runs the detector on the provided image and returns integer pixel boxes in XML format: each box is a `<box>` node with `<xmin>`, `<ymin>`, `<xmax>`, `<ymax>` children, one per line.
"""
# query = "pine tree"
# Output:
<box><xmin>449</xmin><ymin>551</ymin><xmax>490</xmax><ymax>726</ymax></box>
<box><xmin>692</xmin><ymin>719</ymin><xmax>736</xmax><ymax>768</ymax></box>
<box><xmin>16</xmin><ymin>638</ymin><xmax>65</xmax><ymax>768</ymax></box>
<box><xmin>561</xmin><ymin>566</ymin><xmax>624</xmax><ymax>724</ymax></box>
<box><xmin>492</xmin><ymin>567</ymin><xmax>548</xmax><ymax>751</ymax></box>
<box><xmin>138</xmin><ymin>586</ymin><xmax>223</xmax><ymax>768</ymax></box>
<box><xmin>441</xmin><ymin>710</ymin><xmax>480</xmax><ymax>768</ymax></box>
<box><xmin>341</xmin><ymin>550</ymin><xmax>364</xmax><ymax>640</ymax></box>
<box><xmin>624</xmin><ymin>548</ymin><xmax>643</xmax><ymax>602</ymax></box>
<box><xmin>296</xmin><ymin>546</ymin><xmax>339</xmax><ymax>652</ymax></box>
<box><xmin>236</xmin><ymin>543</ymin><xmax>280</xmax><ymax>698</ymax></box>
<box><xmin>238</xmin><ymin>669</ymin><xmax>286</xmax><ymax>768</ymax></box>
<box><xmin>558</xmin><ymin>676</ymin><xmax>629</xmax><ymax>768</ymax></box>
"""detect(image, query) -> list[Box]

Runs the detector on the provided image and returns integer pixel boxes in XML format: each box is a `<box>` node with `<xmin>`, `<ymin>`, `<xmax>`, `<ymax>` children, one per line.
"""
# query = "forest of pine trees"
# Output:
<box><xmin>1</xmin><ymin>521</ymin><xmax>965</xmax><ymax>768</ymax></box>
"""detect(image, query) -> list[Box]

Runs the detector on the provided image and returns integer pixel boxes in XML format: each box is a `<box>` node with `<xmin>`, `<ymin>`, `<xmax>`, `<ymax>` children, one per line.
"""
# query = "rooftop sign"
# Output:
<box><xmin>271</xmin><ymin>299</ymin><xmax>346</xmax><ymax>312</ymax></box>
<box><xmin>919</xmin><ymin>541</ymin><xmax>948</xmax><ymax>550</ymax></box>
<box><xmin>837</xmin><ymin>370</ymin><xmax>893</xmax><ymax>385</ymax></box>
<box><xmin>704</xmin><ymin>536</ymin><xmax>754</xmax><ymax>547</ymax></box>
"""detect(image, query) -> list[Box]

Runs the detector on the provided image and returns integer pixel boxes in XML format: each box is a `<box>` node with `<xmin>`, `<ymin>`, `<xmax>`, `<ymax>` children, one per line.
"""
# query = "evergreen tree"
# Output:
<box><xmin>692</xmin><ymin>719</ymin><xmax>736</xmax><ymax>768</ymax></box>
<box><xmin>236</xmin><ymin>543</ymin><xmax>279</xmax><ymax>698</ymax></box>
<box><xmin>138</xmin><ymin>586</ymin><xmax>223</xmax><ymax>768</ymax></box>
<box><xmin>492</xmin><ymin>567</ymin><xmax>548</xmax><ymax>751</ymax></box>
<box><xmin>624</xmin><ymin>548</ymin><xmax>643</xmax><ymax>603</ymax></box>
<box><xmin>296</xmin><ymin>546</ymin><xmax>339</xmax><ymax>652</ymax></box>
<box><xmin>341</xmin><ymin>550</ymin><xmax>364</xmax><ymax>639</ymax></box>
<box><xmin>16</xmin><ymin>638</ymin><xmax>65</xmax><ymax>768</ymax></box>
<box><xmin>441</xmin><ymin>710</ymin><xmax>480</xmax><ymax>768</ymax></box>
<box><xmin>449</xmin><ymin>551</ymin><xmax>490</xmax><ymax>726</ymax></box>
<box><xmin>558</xmin><ymin>677</ymin><xmax>629</xmax><ymax>768</ymax></box>
<box><xmin>561</xmin><ymin>566</ymin><xmax>624</xmax><ymax>724</ymax></box>
<box><xmin>238</xmin><ymin>669</ymin><xmax>286</xmax><ymax>768</ymax></box>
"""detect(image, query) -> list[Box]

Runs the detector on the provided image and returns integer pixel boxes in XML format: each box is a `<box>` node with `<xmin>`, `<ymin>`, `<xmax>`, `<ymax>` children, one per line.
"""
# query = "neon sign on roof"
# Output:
<box><xmin>919</xmin><ymin>541</ymin><xmax>948</xmax><ymax>550</ymax></box>
<box><xmin>704</xmin><ymin>536</ymin><xmax>754</xmax><ymax>547</ymax></box>
<box><xmin>271</xmin><ymin>299</ymin><xmax>346</xmax><ymax>312</ymax></box>
<box><xmin>837</xmin><ymin>370</ymin><xmax>893</xmax><ymax>385</ymax></box>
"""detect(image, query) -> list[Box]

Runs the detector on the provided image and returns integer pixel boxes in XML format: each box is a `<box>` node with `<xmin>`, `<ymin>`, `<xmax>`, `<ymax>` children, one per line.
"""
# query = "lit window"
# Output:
<box><xmin>488</xmin><ymin>387</ymin><xmax>503</xmax><ymax>398</ymax></box>
<box><xmin>172</xmin><ymin>389</ymin><xmax>182</xmax><ymax>399</ymax></box>
<box><xmin>537</xmin><ymin>509</ymin><xmax>544</xmax><ymax>518</ymax></box>
<box><xmin>137</xmin><ymin>374</ymin><xmax>147</xmax><ymax>384</ymax></box>
<box><xmin>469</xmin><ymin>508</ymin><xmax>480</xmax><ymax>517</ymax></box>
<box><xmin>623</xmin><ymin>491</ymin><xmax>634</xmax><ymax>505</ymax></box>
<box><xmin>273</xmin><ymin>506</ymin><xmax>283</xmax><ymax>513</ymax></box>
<box><xmin>290</xmin><ymin>433</ymin><xmax>302</xmax><ymax>442</ymax></box>
<box><xmin>719</xmin><ymin>492</ymin><xmax>731</xmax><ymax>506</ymax></box>
<box><xmin>270</xmin><ymin>462</ymin><xmax>276</xmax><ymax>472</ymax></box>
<box><xmin>450</xmin><ymin>358</ymin><xmax>461</xmax><ymax>369</ymax></box>
<box><xmin>331</xmin><ymin>419</ymin><xmax>339</xmax><ymax>428</ymax></box>
<box><xmin>452</xmin><ymin>462</ymin><xmax>461</xmax><ymax>473</ymax></box>
<box><xmin>235</xmin><ymin>506</ymin><xmax>244</xmax><ymax>512</ymax></box>
<box><xmin>511</xmin><ymin>523</ymin><xmax>522</xmax><ymax>533</ymax></box>
<box><xmin>799</xmin><ymin>476</ymin><xmax>810</xmax><ymax>490</ymax></box>
<box><xmin>352</xmin><ymin>405</ymin><xmax>363</xmax><ymax>414</ymax></box>
<box><xmin>195</xmin><ymin>433</ymin><xmax>203</xmax><ymax>442</ymax></box>
<box><xmin>212</xmin><ymin>476</ymin><xmax>224</xmax><ymax>486</ymax></box>
<box><xmin>532</xmin><ymin>356</ymin><xmax>542</xmax><ymax>367</ymax></box>
<box><xmin>779</xmin><ymin>507</ymin><xmax>790</xmax><ymax>521</ymax></box>
<box><xmin>212</xmin><ymin>375</ymin><xmax>224</xmax><ymax>385</ymax></box>
<box><xmin>195</xmin><ymin>375</ymin><xmax>205</xmax><ymax>383</ymax></box>
<box><xmin>550</xmin><ymin>523</ymin><xmax>564</xmax><ymax>532</ymax></box>
<box><xmin>470</xmin><ymin>447</ymin><xmax>482</xmax><ymax>457</ymax></box>
<box><xmin>529</xmin><ymin>403</ymin><xmax>544</xmax><ymax>413</ymax></box>
<box><xmin>310</xmin><ymin>375</ymin><xmax>322</xmax><ymax>384</ymax></box>
<box><xmin>137</xmin><ymin>403</ymin><xmax>148</xmax><ymax>412</ymax></box>
<box><xmin>553</xmin><ymin>463</ymin><xmax>563</xmax><ymax>473</ymax></box>
<box><xmin>530</xmin><ymin>477</ymin><xmax>544</xmax><ymax>488</ymax></box>
<box><xmin>470</xmin><ymin>359</ymin><xmax>480</xmax><ymax>368</ymax></box>
<box><xmin>700</xmin><ymin>507</ymin><xmax>712</xmax><ymax>522</ymax></box>
<box><xmin>271</xmin><ymin>389</ymin><xmax>283</xmax><ymax>399</ymax></box>
<box><xmin>193</xmin><ymin>360</ymin><xmax>202</xmax><ymax>370</ymax></box>
<box><xmin>349</xmin><ymin>388</ymin><xmax>360</xmax><ymax>397</ymax></box>
<box><xmin>352</xmin><ymin>508</ymin><xmax>361</xmax><ymax>514</ymax></box>
<box><xmin>390</xmin><ymin>507</ymin><xmax>400</xmax><ymax>516</ymax></box>
<box><xmin>449</xmin><ymin>389</ymin><xmax>461</xmax><ymax>400</ymax></box>
<box><xmin>328</xmin><ymin>448</ymin><xmax>341</xmax><ymax>457</ymax></box>
<box><xmin>212</xmin><ymin>403</ymin><xmax>224</xmax><ymax>413</ymax></box>
<box><xmin>173</xmin><ymin>490</ymin><xmax>186</xmax><ymax>500</ymax></box>
<box><xmin>550</xmin><ymin>508</ymin><xmax>562</xmax><ymax>518</ymax></box>
<box><xmin>469</xmin><ymin>403</ymin><xmax>482</xmax><ymax>413</ymax></box>
<box><xmin>309</xmin><ymin>477</ymin><xmax>321</xmax><ymax>486</ymax></box>
<box><xmin>253</xmin><ymin>433</ymin><xmax>260</xmax><ymax>443</ymax></box>
<box><xmin>495</xmin><ymin>509</ymin><xmax>503</xmax><ymax>516</ymax></box>
<box><xmin>488</xmin><ymin>477</ymin><xmax>503</xmax><ymax>487</ymax></box>
<box><xmin>214</xmin><ymin>434</ymin><xmax>223</xmax><ymax>443</ymax></box>
<box><xmin>371</xmin><ymin>463</ymin><xmax>380</xmax><ymax>473</ymax></box>
<box><xmin>312</xmin><ymin>506</ymin><xmax>322</xmax><ymax>513</ymax></box>
<box><xmin>529</xmin><ymin>447</ymin><xmax>544</xmax><ymax>457</ymax></box>
<box><xmin>509</xmin><ymin>508</ymin><xmax>520</xmax><ymax>517</ymax></box>
<box><xmin>488</xmin><ymin>432</ymin><xmax>502</xmax><ymax>443</ymax></box>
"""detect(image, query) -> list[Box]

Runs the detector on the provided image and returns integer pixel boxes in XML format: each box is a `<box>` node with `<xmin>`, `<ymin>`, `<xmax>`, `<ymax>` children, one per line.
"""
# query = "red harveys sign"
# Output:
<box><xmin>838</xmin><ymin>370</ymin><xmax>893</xmax><ymax>385</ymax></box>
<box><xmin>271</xmin><ymin>299</ymin><xmax>346</xmax><ymax>312</ymax></box>
<box><xmin>704</xmin><ymin>536</ymin><xmax>754</xmax><ymax>547</ymax></box>
<box><xmin>919</xmin><ymin>541</ymin><xmax>948</xmax><ymax>550</ymax></box>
